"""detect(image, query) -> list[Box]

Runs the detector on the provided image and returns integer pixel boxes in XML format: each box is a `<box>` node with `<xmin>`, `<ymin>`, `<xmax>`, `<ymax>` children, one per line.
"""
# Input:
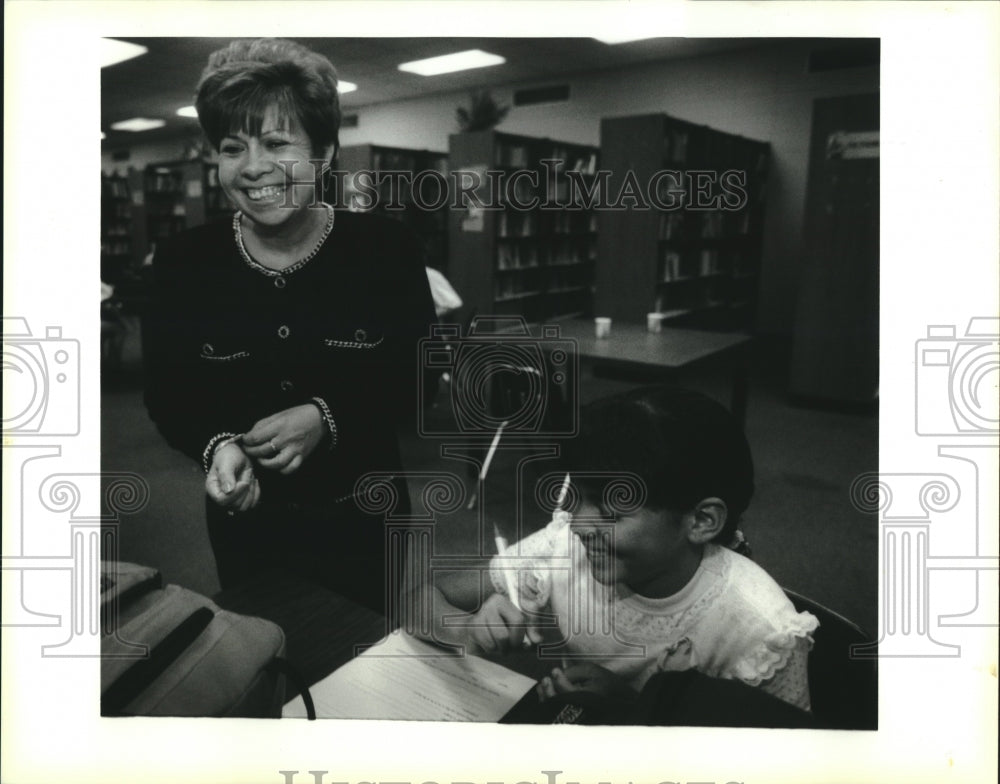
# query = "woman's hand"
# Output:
<box><xmin>206</xmin><ymin>442</ymin><xmax>261</xmax><ymax>512</ymax></box>
<box><xmin>462</xmin><ymin>593</ymin><xmax>531</xmax><ymax>656</ymax></box>
<box><xmin>536</xmin><ymin>663</ymin><xmax>632</xmax><ymax>702</ymax></box>
<box><xmin>242</xmin><ymin>404</ymin><xmax>325</xmax><ymax>474</ymax></box>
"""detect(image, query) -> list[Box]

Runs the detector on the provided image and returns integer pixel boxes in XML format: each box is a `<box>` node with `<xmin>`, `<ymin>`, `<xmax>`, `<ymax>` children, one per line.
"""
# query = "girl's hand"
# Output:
<box><xmin>536</xmin><ymin>663</ymin><xmax>632</xmax><ymax>702</ymax></box>
<box><xmin>206</xmin><ymin>442</ymin><xmax>261</xmax><ymax>513</ymax></box>
<box><xmin>242</xmin><ymin>404</ymin><xmax>325</xmax><ymax>475</ymax></box>
<box><xmin>463</xmin><ymin>593</ymin><xmax>530</xmax><ymax>656</ymax></box>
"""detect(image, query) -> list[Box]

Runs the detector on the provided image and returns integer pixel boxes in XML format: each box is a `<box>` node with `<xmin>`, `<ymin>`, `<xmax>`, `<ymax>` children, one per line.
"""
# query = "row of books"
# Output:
<box><xmin>496</xmin><ymin>244</ymin><xmax>542</xmax><ymax>271</ymax></box>
<box><xmin>657</xmin><ymin>210</ymin><xmax>756</xmax><ymax>241</ymax></box>
<box><xmin>663</xmin><ymin>129</ymin><xmax>690</xmax><ymax>164</ymax></box>
<box><xmin>497</xmin><ymin>211</ymin><xmax>537</xmax><ymax>238</ymax></box>
<box><xmin>104</xmin><ymin>202</ymin><xmax>132</xmax><ymax>220</ymax></box>
<box><xmin>658</xmin><ymin>247</ymin><xmax>763</xmax><ymax>283</ymax></box>
<box><xmin>101</xmin><ymin>239</ymin><xmax>131</xmax><ymax>257</ymax></box>
<box><xmin>102</xmin><ymin>223</ymin><xmax>132</xmax><ymax>237</ymax></box>
<box><xmin>494</xmin><ymin>280</ymin><xmax>541</xmax><ymax>302</ymax></box>
<box><xmin>102</xmin><ymin>177</ymin><xmax>131</xmax><ymax>200</ymax></box>
<box><xmin>146</xmin><ymin>169</ymin><xmax>186</xmax><ymax>193</ymax></box>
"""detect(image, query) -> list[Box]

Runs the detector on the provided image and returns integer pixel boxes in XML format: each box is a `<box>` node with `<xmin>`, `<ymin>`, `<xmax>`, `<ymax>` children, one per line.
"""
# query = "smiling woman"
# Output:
<box><xmin>142</xmin><ymin>39</ymin><xmax>437</xmax><ymax>614</ymax></box>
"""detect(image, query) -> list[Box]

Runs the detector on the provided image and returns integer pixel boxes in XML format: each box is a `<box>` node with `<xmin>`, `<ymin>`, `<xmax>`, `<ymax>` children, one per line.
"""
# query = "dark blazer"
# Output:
<box><xmin>144</xmin><ymin>210</ymin><xmax>438</xmax><ymax>508</ymax></box>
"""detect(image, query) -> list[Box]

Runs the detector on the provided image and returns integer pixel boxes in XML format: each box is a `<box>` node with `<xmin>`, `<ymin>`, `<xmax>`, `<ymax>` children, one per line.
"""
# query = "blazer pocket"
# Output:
<box><xmin>199</xmin><ymin>341</ymin><xmax>251</xmax><ymax>362</ymax></box>
<box><xmin>322</xmin><ymin>327</ymin><xmax>384</xmax><ymax>350</ymax></box>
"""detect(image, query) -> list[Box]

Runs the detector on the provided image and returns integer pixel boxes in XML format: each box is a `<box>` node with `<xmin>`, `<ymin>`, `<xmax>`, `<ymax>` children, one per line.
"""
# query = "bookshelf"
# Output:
<box><xmin>143</xmin><ymin>159</ymin><xmax>232</xmax><ymax>247</ymax></box>
<box><xmin>447</xmin><ymin>130</ymin><xmax>599</xmax><ymax>324</ymax></box>
<box><xmin>336</xmin><ymin>144</ymin><xmax>449</xmax><ymax>272</ymax></box>
<box><xmin>596</xmin><ymin>114</ymin><xmax>769</xmax><ymax>331</ymax></box>
<box><xmin>101</xmin><ymin>173</ymin><xmax>136</xmax><ymax>284</ymax></box>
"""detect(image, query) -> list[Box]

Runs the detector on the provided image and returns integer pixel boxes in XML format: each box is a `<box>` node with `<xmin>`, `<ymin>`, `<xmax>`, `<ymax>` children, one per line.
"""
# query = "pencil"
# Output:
<box><xmin>466</xmin><ymin>421</ymin><xmax>507</xmax><ymax>509</ymax></box>
<box><xmin>493</xmin><ymin>524</ymin><xmax>520</xmax><ymax>611</ymax></box>
<box><xmin>556</xmin><ymin>472</ymin><xmax>571</xmax><ymax>510</ymax></box>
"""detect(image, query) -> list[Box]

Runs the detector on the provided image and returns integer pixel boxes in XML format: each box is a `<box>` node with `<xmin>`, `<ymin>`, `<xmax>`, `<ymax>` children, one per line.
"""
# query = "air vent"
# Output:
<box><xmin>341</xmin><ymin>113</ymin><xmax>359</xmax><ymax>129</ymax></box>
<box><xmin>808</xmin><ymin>40</ymin><xmax>880</xmax><ymax>72</ymax></box>
<box><xmin>513</xmin><ymin>84</ymin><xmax>570</xmax><ymax>107</ymax></box>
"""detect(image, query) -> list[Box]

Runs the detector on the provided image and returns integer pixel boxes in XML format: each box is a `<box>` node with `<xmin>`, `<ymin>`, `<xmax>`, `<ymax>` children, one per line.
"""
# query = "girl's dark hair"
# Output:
<box><xmin>194</xmin><ymin>38</ymin><xmax>341</xmax><ymax>161</ymax></box>
<box><xmin>560</xmin><ymin>385</ymin><xmax>755</xmax><ymax>546</ymax></box>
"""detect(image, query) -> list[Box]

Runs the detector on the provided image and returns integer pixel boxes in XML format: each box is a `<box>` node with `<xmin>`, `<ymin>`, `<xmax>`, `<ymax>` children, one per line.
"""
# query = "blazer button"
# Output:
<box><xmin>274</xmin><ymin>276</ymin><xmax>286</xmax><ymax>289</ymax></box>
<box><xmin>277</xmin><ymin>325</ymin><xmax>290</xmax><ymax>339</ymax></box>
<box><xmin>280</xmin><ymin>379</ymin><xmax>294</xmax><ymax>392</ymax></box>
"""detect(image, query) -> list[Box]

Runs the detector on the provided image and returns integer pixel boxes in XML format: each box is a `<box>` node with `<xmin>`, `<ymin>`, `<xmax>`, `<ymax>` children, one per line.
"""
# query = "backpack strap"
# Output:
<box><xmin>101</xmin><ymin>607</ymin><xmax>214</xmax><ymax>715</ymax></box>
<box><xmin>266</xmin><ymin>658</ymin><xmax>316</xmax><ymax>720</ymax></box>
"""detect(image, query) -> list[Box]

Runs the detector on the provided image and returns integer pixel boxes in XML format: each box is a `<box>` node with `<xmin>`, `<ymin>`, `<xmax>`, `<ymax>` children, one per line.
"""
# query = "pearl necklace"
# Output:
<box><xmin>233</xmin><ymin>202</ymin><xmax>336</xmax><ymax>277</ymax></box>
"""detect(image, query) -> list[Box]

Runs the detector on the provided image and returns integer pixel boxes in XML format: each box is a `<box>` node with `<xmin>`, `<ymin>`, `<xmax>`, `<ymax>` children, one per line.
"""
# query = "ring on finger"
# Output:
<box><xmin>269</xmin><ymin>439</ymin><xmax>279</xmax><ymax>456</ymax></box>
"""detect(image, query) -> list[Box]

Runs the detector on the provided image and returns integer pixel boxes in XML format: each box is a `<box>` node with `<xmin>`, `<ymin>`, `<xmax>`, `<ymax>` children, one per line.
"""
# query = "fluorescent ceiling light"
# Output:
<box><xmin>176</xmin><ymin>105</ymin><xmax>199</xmax><ymax>118</ymax></box>
<box><xmin>101</xmin><ymin>38</ymin><xmax>148</xmax><ymax>68</ymax></box>
<box><xmin>398</xmin><ymin>49</ymin><xmax>505</xmax><ymax>76</ymax></box>
<box><xmin>110</xmin><ymin>117</ymin><xmax>167</xmax><ymax>132</ymax></box>
<box><xmin>337</xmin><ymin>80</ymin><xmax>358</xmax><ymax>94</ymax></box>
<box><xmin>592</xmin><ymin>35</ymin><xmax>658</xmax><ymax>45</ymax></box>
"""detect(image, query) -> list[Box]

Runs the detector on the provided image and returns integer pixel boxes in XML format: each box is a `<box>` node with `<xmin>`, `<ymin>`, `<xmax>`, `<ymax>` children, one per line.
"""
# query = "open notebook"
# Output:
<box><xmin>283</xmin><ymin>630</ymin><xmax>537</xmax><ymax>721</ymax></box>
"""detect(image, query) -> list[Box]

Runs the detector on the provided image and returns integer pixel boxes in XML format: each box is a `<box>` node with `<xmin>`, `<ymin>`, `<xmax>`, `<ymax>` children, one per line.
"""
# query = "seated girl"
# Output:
<box><xmin>413</xmin><ymin>385</ymin><xmax>819</xmax><ymax>713</ymax></box>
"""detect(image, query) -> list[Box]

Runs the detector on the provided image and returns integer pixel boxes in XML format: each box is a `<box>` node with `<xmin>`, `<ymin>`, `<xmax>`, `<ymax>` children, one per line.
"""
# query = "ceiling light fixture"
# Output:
<box><xmin>110</xmin><ymin>117</ymin><xmax>167</xmax><ymax>132</ymax></box>
<box><xmin>176</xmin><ymin>105</ymin><xmax>199</xmax><ymax>118</ymax></box>
<box><xmin>592</xmin><ymin>35</ymin><xmax>658</xmax><ymax>45</ymax></box>
<box><xmin>101</xmin><ymin>38</ymin><xmax>149</xmax><ymax>68</ymax></box>
<box><xmin>398</xmin><ymin>49</ymin><xmax>505</xmax><ymax>77</ymax></box>
<box><xmin>337</xmin><ymin>80</ymin><xmax>358</xmax><ymax>94</ymax></box>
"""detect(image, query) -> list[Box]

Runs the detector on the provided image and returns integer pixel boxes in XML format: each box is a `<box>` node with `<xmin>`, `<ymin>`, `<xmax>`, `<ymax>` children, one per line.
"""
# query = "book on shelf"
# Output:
<box><xmin>672</xmin><ymin>130</ymin><xmax>689</xmax><ymax>163</ymax></box>
<box><xmin>659</xmin><ymin>213</ymin><xmax>685</xmax><ymax>240</ymax></box>
<box><xmin>701</xmin><ymin>211</ymin><xmax>724</xmax><ymax>239</ymax></box>
<box><xmin>661</xmin><ymin>251</ymin><xmax>682</xmax><ymax>282</ymax></box>
<box><xmin>699</xmin><ymin>249</ymin><xmax>720</xmax><ymax>277</ymax></box>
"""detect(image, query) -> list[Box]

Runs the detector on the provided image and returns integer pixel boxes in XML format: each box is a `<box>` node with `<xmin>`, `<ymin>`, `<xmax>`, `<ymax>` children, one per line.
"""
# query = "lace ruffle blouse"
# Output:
<box><xmin>489</xmin><ymin>514</ymin><xmax>819</xmax><ymax>711</ymax></box>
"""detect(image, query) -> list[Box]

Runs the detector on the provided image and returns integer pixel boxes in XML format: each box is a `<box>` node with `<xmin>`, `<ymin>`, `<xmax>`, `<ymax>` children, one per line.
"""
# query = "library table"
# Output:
<box><xmin>214</xmin><ymin>570</ymin><xmax>553</xmax><ymax>702</ymax></box>
<box><xmin>214</xmin><ymin>572</ymin><xmax>816</xmax><ymax>726</ymax></box>
<box><xmin>538</xmin><ymin>319</ymin><xmax>752</xmax><ymax>424</ymax></box>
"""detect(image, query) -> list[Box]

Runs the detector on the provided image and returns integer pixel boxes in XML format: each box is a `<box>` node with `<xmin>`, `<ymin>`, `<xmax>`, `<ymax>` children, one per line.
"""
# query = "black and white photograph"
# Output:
<box><xmin>3</xmin><ymin>2</ymin><xmax>998</xmax><ymax>783</ymax></box>
<box><xmin>97</xmin><ymin>33</ymin><xmax>880</xmax><ymax>726</ymax></box>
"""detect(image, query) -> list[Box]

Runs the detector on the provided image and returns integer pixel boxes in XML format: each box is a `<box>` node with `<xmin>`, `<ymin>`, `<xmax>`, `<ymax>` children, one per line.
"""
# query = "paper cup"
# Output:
<box><xmin>594</xmin><ymin>317</ymin><xmax>612</xmax><ymax>339</ymax></box>
<box><xmin>647</xmin><ymin>312</ymin><xmax>664</xmax><ymax>333</ymax></box>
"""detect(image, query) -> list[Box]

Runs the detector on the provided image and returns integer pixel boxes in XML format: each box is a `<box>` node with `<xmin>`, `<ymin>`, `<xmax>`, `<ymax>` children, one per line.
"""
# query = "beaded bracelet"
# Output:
<box><xmin>202</xmin><ymin>432</ymin><xmax>242</xmax><ymax>474</ymax></box>
<box><xmin>309</xmin><ymin>396</ymin><xmax>339</xmax><ymax>450</ymax></box>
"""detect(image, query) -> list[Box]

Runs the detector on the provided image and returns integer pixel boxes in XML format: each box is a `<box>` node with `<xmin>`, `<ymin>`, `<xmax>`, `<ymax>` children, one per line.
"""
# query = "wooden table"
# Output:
<box><xmin>538</xmin><ymin>319</ymin><xmax>752</xmax><ymax>423</ymax></box>
<box><xmin>213</xmin><ymin>574</ymin><xmax>820</xmax><ymax>727</ymax></box>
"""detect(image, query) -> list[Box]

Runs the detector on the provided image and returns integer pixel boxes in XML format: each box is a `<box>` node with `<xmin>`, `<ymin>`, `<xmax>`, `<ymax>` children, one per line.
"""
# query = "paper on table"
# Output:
<box><xmin>282</xmin><ymin>630</ymin><xmax>536</xmax><ymax>721</ymax></box>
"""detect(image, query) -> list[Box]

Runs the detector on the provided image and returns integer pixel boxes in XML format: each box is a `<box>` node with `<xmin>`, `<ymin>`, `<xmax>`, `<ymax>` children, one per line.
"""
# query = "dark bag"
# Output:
<box><xmin>100</xmin><ymin>562</ymin><xmax>314</xmax><ymax>718</ymax></box>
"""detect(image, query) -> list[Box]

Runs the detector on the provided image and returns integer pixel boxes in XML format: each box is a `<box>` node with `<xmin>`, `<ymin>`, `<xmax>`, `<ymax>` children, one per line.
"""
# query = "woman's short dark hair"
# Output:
<box><xmin>561</xmin><ymin>385</ymin><xmax>755</xmax><ymax>545</ymax></box>
<box><xmin>195</xmin><ymin>38</ymin><xmax>341</xmax><ymax>161</ymax></box>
